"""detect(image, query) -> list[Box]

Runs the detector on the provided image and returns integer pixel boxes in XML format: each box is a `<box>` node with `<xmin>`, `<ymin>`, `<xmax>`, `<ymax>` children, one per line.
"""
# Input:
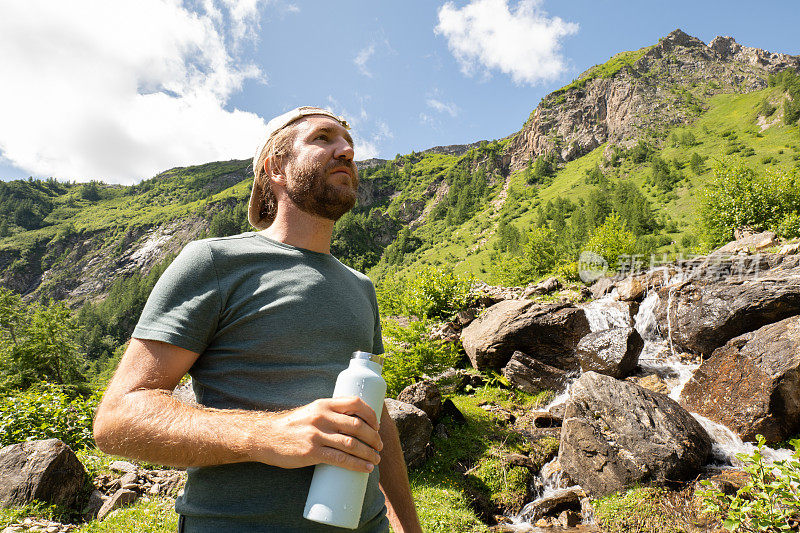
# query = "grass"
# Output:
<box><xmin>77</xmin><ymin>497</ymin><xmax>178</xmax><ymax>533</ymax></box>
<box><xmin>409</xmin><ymin>386</ymin><xmax>558</xmax><ymax>531</ymax></box>
<box><xmin>593</xmin><ymin>486</ymin><xmax>711</xmax><ymax>533</ymax></box>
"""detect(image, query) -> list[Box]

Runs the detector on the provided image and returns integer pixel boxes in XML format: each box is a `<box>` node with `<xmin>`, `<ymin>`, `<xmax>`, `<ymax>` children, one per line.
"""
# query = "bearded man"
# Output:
<box><xmin>93</xmin><ymin>107</ymin><xmax>422</xmax><ymax>533</ymax></box>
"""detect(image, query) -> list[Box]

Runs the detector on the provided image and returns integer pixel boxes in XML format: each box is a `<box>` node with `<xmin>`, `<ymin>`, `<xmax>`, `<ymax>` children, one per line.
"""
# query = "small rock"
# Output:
<box><xmin>97</xmin><ymin>489</ymin><xmax>138</xmax><ymax>521</ymax></box>
<box><xmin>108</xmin><ymin>461</ymin><xmax>137</xmax><ymax>474</ymax></box>
<box><xmin>119</xmin><ymin>472</ymin><xmax>138</xmax><ymax>486</ymax></box>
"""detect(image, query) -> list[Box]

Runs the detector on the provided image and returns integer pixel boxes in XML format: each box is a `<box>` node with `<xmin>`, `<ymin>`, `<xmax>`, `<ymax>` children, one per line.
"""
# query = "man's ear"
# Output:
<box><xmin>265</xmin><ymin>155</ymin><xmax>287</xmax><ymax>186</ymax></box>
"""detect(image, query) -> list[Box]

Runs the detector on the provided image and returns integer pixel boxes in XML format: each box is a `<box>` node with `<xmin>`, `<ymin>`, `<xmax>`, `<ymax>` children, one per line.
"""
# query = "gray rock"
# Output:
<box><xmin>385</xmin><ymin>399</ymin><xmax>433</xmax><ymax>467</ymax></box>
<box><xmin>517</xmin><ymin>487</ymin><xmax>585</xmax><ymax>523</ymax></box>
<box><xmin>590</xmin><ymin>277</ymin><xmax>616</xmax><ymax>299</ymax></box>
<box><xmin>654</xmin><ymin>254</ymin><xmax>800</xmax><ymax>354</ymax></box>
<box><xmin>0</xmin><ymin>439</ymin><xmax>88</xmax><ymax>510</ymax></box>
<box><xmin>97</xmin><ymin>489</ymin><xmax>138</xmax><ymax>521</ymax></box>
<box><xmin>502</xmin><ymin>351</ymin><xmax>570</xmax><ymax>395</ymax></box>
<box><xmin>83</xmin><ymin>489</ymin><xmax>106</xmax><ymax>520</ymax></box>
<box><xmin>461</xmin><ymin>300</ymin><xmax>590</xmax><ymax>371</ymax></box>
<box><xmin>680</xmin><ymin>315</ymin><xmax>800</xmax><ymax>444</ymax></box>
<box><xmin>397</xmin><ymin>380</ymin><xmax>443</xmax><ymax>422</ymax></box>
<box><xmin>576</xmin><ymin>327</ymin><xmax>644</xmax><ymax>379</ymax></box>
<box><xmin>559</xmin><ymin>372</ymin><xmax>711</xmax><ymax>497</ymax></box>
<box><xmin>108</xmin><ymin>461</ymin><xmax>137</xmax><ymax>474</ymax></box>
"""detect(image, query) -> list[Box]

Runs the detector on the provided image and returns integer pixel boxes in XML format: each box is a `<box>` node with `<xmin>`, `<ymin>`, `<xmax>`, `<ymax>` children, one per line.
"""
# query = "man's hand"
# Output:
<box><xmin>252</xmin><ymin>397</ymin><xmax>383</xmax><ymax>473</ymax></box>
<box><xmin>93</xmin><ymin>338</ymin><xmax>383</xmax><ymax>472</ymax></box>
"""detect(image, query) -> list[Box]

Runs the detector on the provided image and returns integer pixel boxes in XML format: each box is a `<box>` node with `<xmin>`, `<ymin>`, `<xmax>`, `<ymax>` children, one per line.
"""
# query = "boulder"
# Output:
<box><xmin>712</xmin><ymin>230</ymin><xmax>778</xmax><ymax>256</ymax></box>
<box><xmin>385</xmin><ymin>399</ymin><xmax>432</xmax><ymax>467</ymax></box>
<box><xmin>502</xmin><ymin>351</ymin><xmax>571</xmax><ymax>395</ymax></box>
<box><xmin>680</xmin><ymin>315</ymin><xmax>800</xmax><ymax>444</ymax></box>
<box><xmin>559</xmin><ymin>372</ymin><xmax>711</xmax><ymax>497</ymax></box>
<box><xmin>0</xmin><ymin>439</ymin><xmax>88</xmax><ymax>510</ymax></box>
<box><xmin>590</xmin><ymin>277</ymin><xmax>616</xmax><ymax>299</ymax></box>
<box><xmin>461</xmin><ymin>301</ymin><xmax>590</xmax><ymax>371</ymax></box>
<box><xmin>397</xmin><ymin>380</ymin><xmax>443</xmax><ymax>422</ymax></box>
<box><xmin>576</xmin><ymin>327</ymin><xmax>644</xmax><ymax>379</ymax></box>
<box><xmin>522</xmin><ymin>277</ymin><xmax>561</xmax><ymax>298</ymax></box>
<box><xmin>97</xmin><ymin>489</ymin><xmax>138</xmax><ymax>521</ymax></box>
<box><xmin>517</xmin><ymin>487</ymin><xmax>585</xmax><ymax>523</ymax></box>
<box><xmin>655</xmin><ymin>254</ymin><xmax>800</xmax><ymax>354</ymax></box>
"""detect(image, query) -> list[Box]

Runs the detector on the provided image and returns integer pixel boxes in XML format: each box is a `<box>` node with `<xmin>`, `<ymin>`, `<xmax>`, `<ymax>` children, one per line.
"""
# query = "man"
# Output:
<box><xmin>93</xmin><ymin>106</ymin><xmax>422</xmax><ymax>532</ymax></box>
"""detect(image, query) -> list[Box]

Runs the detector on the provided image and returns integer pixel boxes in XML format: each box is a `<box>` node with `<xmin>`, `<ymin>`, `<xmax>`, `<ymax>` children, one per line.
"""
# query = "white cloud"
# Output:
<box><xmin>435</xmin><ymin>0</ymin><xmax>578</xmax><ymax>85</ymax></box>
<box><xmin>0</xmin><ymin>0</ymin><xmax>273</xmax><ymax>184</ymax></box>
<box><xmin>354</xmin><ymin>45</ymin><xmax>375</xmax><ymax>78</ymax></box>
<box><xmin>427</xmin><ymin>98</ymin><xmax>460</xmax><ymax>117</ymax></box>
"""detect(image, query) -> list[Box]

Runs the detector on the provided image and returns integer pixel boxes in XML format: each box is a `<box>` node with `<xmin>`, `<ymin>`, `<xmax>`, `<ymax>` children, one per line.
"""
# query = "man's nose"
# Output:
<box><xmin>334</xmin><ymin>138</ymin><xmax>354</xmax><ymax>161</ymax></box>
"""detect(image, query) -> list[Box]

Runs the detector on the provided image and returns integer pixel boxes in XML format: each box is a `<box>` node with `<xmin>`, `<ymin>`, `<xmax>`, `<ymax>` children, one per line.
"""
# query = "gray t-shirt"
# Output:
<box><xmin>132</xmin><ymin>232</ymin><xmax>388</xmax><ymax>532</ymax></box>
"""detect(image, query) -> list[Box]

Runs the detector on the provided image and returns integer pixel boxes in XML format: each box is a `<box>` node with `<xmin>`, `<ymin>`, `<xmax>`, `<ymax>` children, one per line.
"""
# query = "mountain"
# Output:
<box><xmin>1</xmin><ymin>29</ymin><xmax>799</xmax><ymax>306</ymax></box>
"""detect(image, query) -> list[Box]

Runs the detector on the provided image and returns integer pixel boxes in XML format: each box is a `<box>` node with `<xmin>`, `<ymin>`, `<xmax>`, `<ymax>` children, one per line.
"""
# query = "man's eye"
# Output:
<box><xmin>315</xmin><ymin>134</ymin><xmax>329</xmax><ymax>141</ymax></box>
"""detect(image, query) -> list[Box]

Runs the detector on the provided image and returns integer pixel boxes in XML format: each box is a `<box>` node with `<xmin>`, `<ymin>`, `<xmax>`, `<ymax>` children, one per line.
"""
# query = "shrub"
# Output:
<box><xmin>582</xmin><ymin>212</ymin><xmax>637</xmax><ymax>272</ymax></box>
<box><xmin>700</xmin><ymin>435</ymin><xmax>800</xmax><ymax>532</ymax></box>
<box><xmin>0</xmin><ymin>384</ymin><xmax>100</xmax><ymax>450</ymax></box>
<box><xmin>376</xmin><ymin>267</ymin><xmax>474</xmax><ymax>320</ymax></box>
<box><xmin>381</xmin><ymin>319</ymin><xmax>461</xmax><ymax>397</ymax></box>
<box><xmin>492</xmin><ymin>226</ymin><xmax>561</xmax><ymax>286</ymax></box>
<box><xmin>698</xmin><ymin>161</ymin><xmax>800</xmax><ymax>244</ymax></box>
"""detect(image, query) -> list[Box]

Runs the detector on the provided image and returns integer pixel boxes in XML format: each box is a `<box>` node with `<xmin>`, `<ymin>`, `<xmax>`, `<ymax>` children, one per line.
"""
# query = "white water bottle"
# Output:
<box><xmin>303</xmin><ymin>351</ymin><xmax>387</xmax><ymax>529</ymax></box>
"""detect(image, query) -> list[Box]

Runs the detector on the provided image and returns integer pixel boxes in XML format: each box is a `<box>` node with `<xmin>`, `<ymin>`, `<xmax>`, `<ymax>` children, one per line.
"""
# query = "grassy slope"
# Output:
<box><xmin>380</xmin><ymin>86</ymin><xmax>800</xmax><ymax>282</ymax></box>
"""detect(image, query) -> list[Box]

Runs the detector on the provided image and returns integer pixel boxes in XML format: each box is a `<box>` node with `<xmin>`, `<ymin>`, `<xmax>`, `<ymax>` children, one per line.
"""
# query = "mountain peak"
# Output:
<box><xmin>658</xmin><ymin>28</ymin><xmax>707</xmax><ymax>50</ymax></box>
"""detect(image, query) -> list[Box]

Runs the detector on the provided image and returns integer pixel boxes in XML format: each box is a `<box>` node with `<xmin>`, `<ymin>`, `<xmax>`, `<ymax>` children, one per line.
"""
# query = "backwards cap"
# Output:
<box><xmin>248</xmin><ymin>106</ymin><xmax>350</xmax><ymax>230</ymax></box>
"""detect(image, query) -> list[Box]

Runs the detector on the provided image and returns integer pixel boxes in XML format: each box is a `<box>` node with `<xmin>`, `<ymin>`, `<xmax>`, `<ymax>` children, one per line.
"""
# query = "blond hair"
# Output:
<box><xmin>252</xmin><ymin>126</ymin><xmax>296</xmax><ymax>228</ymax></box>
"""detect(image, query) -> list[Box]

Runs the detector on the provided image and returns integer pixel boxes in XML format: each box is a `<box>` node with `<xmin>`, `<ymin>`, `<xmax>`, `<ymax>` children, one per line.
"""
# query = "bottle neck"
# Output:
<box><xmin>350</xmin><ymin>358</ymin><xmax>383</xmax><ymax>374</ymax></box>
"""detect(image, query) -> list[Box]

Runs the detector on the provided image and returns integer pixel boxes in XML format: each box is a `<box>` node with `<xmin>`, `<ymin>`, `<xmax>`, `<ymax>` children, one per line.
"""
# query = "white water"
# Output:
<box><xmin>512</xmin><ymin>279</ymin><xmax>795</xmax><ymax>527</ymax></box>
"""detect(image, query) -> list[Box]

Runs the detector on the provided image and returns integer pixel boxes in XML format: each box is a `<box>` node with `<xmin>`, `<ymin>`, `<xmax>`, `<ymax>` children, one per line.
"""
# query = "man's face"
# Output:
<box><xmin>281</xmin><ymin>116</ymin><xmax>359</xmax><ymax>221</ymax></box>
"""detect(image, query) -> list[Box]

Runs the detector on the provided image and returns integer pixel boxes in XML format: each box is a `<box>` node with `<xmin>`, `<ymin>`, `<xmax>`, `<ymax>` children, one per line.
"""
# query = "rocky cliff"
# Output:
<box><xmin>505</xmin><ymin>29</ymin><xmax>800</xmax><ymax>171</ymax></box>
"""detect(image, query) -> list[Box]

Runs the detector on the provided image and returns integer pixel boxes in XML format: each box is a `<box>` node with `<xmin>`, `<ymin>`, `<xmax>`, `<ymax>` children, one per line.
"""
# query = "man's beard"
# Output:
<box><xmin>286</xmin><ymin>158</ymin><xmax>359</xmax><ymax>221</ymax></box>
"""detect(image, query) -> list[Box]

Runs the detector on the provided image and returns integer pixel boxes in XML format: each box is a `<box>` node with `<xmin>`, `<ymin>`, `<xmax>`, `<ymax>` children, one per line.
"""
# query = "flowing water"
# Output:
<box><xmin>508</xmin><ymin>281</ymin><xmax>794</xmax><ymax>530</ymax></box>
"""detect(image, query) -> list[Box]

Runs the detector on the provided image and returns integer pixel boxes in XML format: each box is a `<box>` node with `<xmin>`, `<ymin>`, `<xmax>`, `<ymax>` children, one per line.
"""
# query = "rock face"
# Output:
<box><xmin>397</xmin><ymin>380</ymin><xmax>443</xmax><ymax>423</ymax></box>
<box><xmin>0</xmin><ymin>439</ymin><xmax>88</xmax><ymax>509</ymax></box>
<box><xmin>385</xmin><ymin>399</ymin><xmax>432</xmax><ymax>467</ymax></box>
<box><xmin>680</xmin><ymin>315</ymin><xmax>800</xmax><ymax>444</ymax></box>
<box><xmin>655</xmin><ymin>254</ymin><xmax>800</xmax><ymax>354</ymax></box>
<box><xmin>506</xmin><ymin>29</ymin><xmax>800</xmax><ymax>173</ymax></box>
<box><xmin>575</xmin><ymin>327</ymin><xmax>644</xmax><ymax>379</ymax></box>
<box><xmin>461</xmin><ymin>300</ymin><xmax>590</xmax><ymax>371</ymax></box>
<box><xmin>559</xmin><ymin>372</ymin><xmax>711</xmax><ymax>497</ymax></box>
<box><xmin>502</xmin><ymin>351</ymin><xmax>571</xmax><ymax>395</ymax></box>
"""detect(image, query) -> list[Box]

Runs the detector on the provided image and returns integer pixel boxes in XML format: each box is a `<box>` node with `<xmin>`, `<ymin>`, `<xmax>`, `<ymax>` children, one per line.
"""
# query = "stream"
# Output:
<box><xmin>504</xmin><ymin>285</ymin><xmax>795</xmax><ymax>531</ymax></box>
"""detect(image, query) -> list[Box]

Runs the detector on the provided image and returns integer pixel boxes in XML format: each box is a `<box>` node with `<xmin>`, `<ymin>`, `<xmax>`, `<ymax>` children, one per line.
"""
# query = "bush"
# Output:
<box><xmin>700</xmin><ymin>435</ymin><xmax>800</xmax><ymax>532</ymax></box>
<box><xmin>698</xmin><ymin>161</ymin><xmax>800</xmax><ymax>244</ymax></box>
<box><xmin>0</xmin><ymin>384</ymin><xmax>100</xmax><ymax>450</ymax></box>
<box><xmin>492</xmin><ymin>226</ymin><xmax>561</xmax><ymax>286</ymax></box>
<box><xmin>376</xmin><ymin>267</ymin><xmax>473</xmax><ymax>320</ymax></box>
<box><xmin>582</xmin><ymin>212</ymin><xmax>637</xmax><ymax>272</ymax></box>
<box><xmin>381</xmin><ymin>319</ymin><xmax>462</xmax><ymax>397</ymax></box>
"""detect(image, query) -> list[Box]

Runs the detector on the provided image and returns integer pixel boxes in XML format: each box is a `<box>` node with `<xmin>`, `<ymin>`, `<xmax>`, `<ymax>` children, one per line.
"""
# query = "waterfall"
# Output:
<box><xmin>511</xmin><ymin>281</ymin><xmax>793</xmax><ymax>529</ymax></box>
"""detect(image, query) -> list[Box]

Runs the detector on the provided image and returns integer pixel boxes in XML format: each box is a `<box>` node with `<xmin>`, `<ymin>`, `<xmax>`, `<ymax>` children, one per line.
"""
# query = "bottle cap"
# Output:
<box><xmin>352</xmin><ymin>350</ymin><xmax>386</xmax><ymax>366</ymax></box>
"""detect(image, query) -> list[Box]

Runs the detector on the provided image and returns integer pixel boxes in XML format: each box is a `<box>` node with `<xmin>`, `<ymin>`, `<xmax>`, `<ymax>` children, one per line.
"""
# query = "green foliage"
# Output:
<box><xmin>0</xmin><ymin>289</ymin><xmax>87</xmax><ymax>390</ymax></box>
<box><xmin>0</xmin><ymin>383</ymin><xmax>100</xmax><ymax>450</ymax></box>
<box><xmin>331</xmin><ymin>209</ymin><xmax>391</xmax><ymax>272</ymax></box>
<box><xmin>582</xmin><ymin>212</ymin><xmax>638</xmax><ymax>271</ymax></box>
<box><xmin>690</xmin><ymin>152</ymin><xmax>705</xmax><ymax>174</ymax></box>
<box><xmin>630</xmin><ymin>140</ymin><xmax>652</xmax><ymax>164</ymax></box>
<box><xmin>491</xmin><ymin>226</ymin><xmax>560</xmax><ymax>286</ymax></box>
<box><xmin>376</xmin><ymin>266</ymin><xmax>473</xmax><ymax>320</ymax></box>
<box><xmin>649</xmin><ymin>155</ymin><xmax>683</xmax><ymax>192</ymax></box>
<box><xmin>206</xmin><ymin>203</ymin><xmax>249</xmax><ymax>238</ymax></box>
<box><xmin>769</xmin><ymin>69</ymin><xmax>800</xmax><ymax>125</ymax></box>
<box><xmin>594</xmin><ymin>486</ymin><xmax>686</xmax><ymax>533</ymax></box>
<box><xmin>700</xmin><ymin>435</ymin><xmax>800</xmax><ymax>532</ymax></box>
<box><xmin>381</xmin><ymin>319</ymin><xmax>462</xmax><ymax>397</ymax></box>
<box><xmin>526</xmin><ymin>152</ymin><xmax>558</xmax><ymax>185</ymax></box>
<box><xmin>698</xmin><ymin>160</ymin><xmax>800</xmax><ymax>244</ymax></box>
<box><xmin>432</xmin><ymin>166</ymin><xmax>490</xmax><ymax>225</ymax></box>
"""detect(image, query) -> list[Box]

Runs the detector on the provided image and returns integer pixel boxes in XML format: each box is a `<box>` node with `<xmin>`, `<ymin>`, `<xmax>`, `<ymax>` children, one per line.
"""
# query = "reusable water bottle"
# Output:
<box><xmin>303</xmin><ymin>350</ymin><xmax>387</xmax><ymax>529</ymax></box>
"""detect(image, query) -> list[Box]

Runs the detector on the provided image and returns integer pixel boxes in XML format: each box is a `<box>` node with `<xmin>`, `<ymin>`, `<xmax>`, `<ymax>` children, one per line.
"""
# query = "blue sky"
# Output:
<box><xmin>1</xmin><ymin>0</ymin><xmax>798</xmax><ymax>184</ymax></box>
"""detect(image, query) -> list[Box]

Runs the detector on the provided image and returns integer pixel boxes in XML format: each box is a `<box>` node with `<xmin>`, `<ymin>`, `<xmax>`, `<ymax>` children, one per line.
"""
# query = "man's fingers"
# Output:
<box><xmin>328</xmin><ymin>412</ymin><xmax>383</xmax><ymax>452</ymax></box>
<box><xmin>319</xmin><ymin>444</ymin><xmax>377</xmax><ymax>473</ymax></box>
<box><xmin>325</xmin><ymin>397</ymin><xmax>380</xmax><ymax>430</ymax></box>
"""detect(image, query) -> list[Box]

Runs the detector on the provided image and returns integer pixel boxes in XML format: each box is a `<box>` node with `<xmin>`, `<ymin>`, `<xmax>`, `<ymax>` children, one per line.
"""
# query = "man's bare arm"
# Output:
<box><xmin>93</xmin><ymin>338</ymin><xmax>383</xmax><ymax>471</ymax></box>
<box><xmin>377</xmin><ymin>403</ymin><xmax>422</xmax><ymax>533</ymax></box>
